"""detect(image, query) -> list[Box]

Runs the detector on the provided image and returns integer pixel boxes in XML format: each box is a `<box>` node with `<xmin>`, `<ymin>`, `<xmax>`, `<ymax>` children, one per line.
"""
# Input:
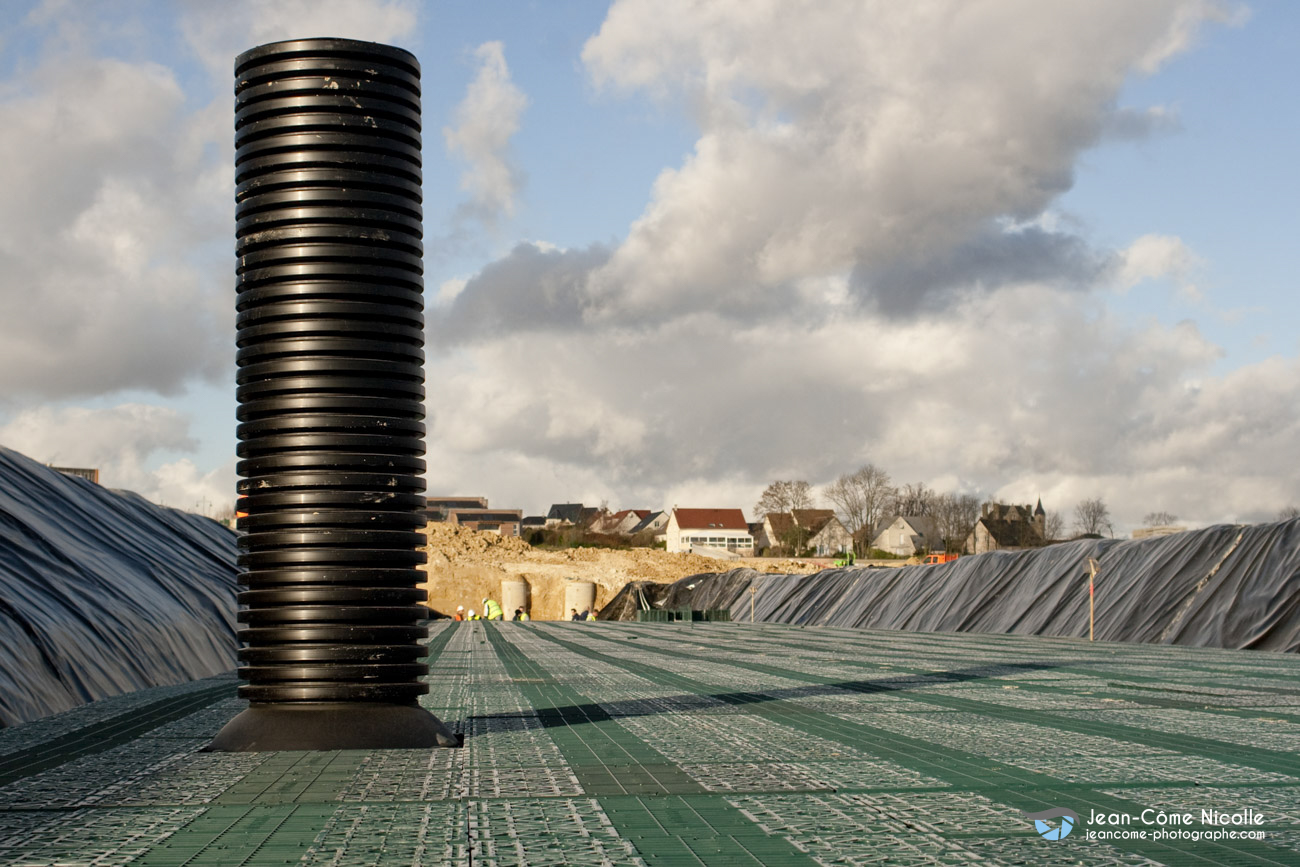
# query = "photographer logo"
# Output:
<box><xmin>1023</xmin><ymin>807</ymin><xmax>1079</xmax><ymax>841</ymax></box>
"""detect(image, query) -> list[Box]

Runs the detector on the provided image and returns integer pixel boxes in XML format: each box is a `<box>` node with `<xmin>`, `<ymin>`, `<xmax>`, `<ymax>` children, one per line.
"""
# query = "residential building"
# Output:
<box><xmin>757</xmin><ymin>509</ymin><xmax>852</xmax><ymax>556</ymax></box>
<box><xmin>545</xmin><ymin>503</ymin><xmax>601</xmax><ymax>527</ymax></box>
<box><xmin>630</xmin><ymin>510</ymin><xmax>669</xmax><ymax>536</ymax></box>
<box><xmin>427</xmin><ymin>497</ymin><xmax>489</xmax><ymax>521</ymax></box>
<box><xmin>805</xmin><ymin>512</ymin><xmax>854</xmax><ymax>557</ymax></box>
<box><xmin>1132</xmin><ymin>525</ymin><xmax>1187</xmax><ymax>540</ymax></box>
<box><xmin>427</xmin><ymin>496</ymin><xmax>522</xmax><ymax>537</ymax></box>
<box><xmin>590</xmin><ymin>509</ymin><xmax>652</xmax><ymax>536</ymax></box>
<box><xmin>963</xmin><ymin>500</ymin><xmax>1048</xmax><ymax>555</ymax></box>
<box><xmin>666</xmin><ymin>508</ymin><xmax>754</xmax><ymax>555</ymax></box>
<box><xmin>449</xmin><ymin>510</ymin><xmax>523</xmax><ymax>536</ymax></box>
<box><xmin>871</xmin><ymin>515</ymin><xmax>942</xmax><ymax>557</ymax></box>
<box><xmin>50</xmin><ymin>466</ymin><xmax>99</xmax><ymax>484</ymax></box>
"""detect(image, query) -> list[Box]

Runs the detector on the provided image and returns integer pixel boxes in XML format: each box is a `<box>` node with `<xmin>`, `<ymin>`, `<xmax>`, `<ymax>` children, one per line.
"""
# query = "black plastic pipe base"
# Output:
<box><xmin>204</xmin><ymin>703</ymin><xmax>461</xmax><ymax>751</ymax></box>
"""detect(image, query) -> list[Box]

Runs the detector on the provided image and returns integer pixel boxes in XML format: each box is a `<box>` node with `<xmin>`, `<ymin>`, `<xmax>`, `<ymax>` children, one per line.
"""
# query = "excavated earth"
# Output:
<box><xmin>417</xmin><ymin>523</ymin><xmax>818</xmax><ymax>621</ymax></box>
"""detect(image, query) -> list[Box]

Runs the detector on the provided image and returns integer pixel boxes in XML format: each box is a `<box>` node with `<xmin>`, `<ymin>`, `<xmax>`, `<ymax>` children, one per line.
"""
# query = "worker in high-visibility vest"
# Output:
<box><xmin>482</xmin><ymin>598</ymin><xmax>503</xmax><ymax>620</ymax></box>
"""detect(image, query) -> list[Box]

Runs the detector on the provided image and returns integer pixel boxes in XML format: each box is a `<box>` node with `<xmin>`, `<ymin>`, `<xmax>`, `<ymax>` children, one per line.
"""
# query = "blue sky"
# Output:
<box><xmin>0</xmin><ymin>0</ymin><xmax>1296</xmax><ymax>535</ymax></box>
<box><xmin>1059</xmin><ymin>3</ymin><xmax>1299</xmax><ymax>370</ymax></box>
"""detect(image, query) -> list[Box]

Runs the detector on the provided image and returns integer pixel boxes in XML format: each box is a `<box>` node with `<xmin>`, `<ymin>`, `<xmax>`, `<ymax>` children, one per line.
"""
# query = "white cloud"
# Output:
<box><xmin>426</xmin><ymin>3</ymin><xmax>1295</xmax><ymax>532</ymax></box>
<box><xmin>180</xmin><ymin>0</ymin><xmax>420</xmax><ymax>81</ymax></box>
<box><xmin>443</xmin><ymin>41</ymin><xmax>528</xmax><ymax>222</ymax></box>
<box><xmin>0</xmin><ymin>404</ymin><xmax>235</xmax><ymax>514</ymax></box>
<box><xmin>2</xmin><ymin>0</ymin><xmax>1285</xmax><ymax>541</ymax></box>
<box><xmin>0</xmin><ymin>53</ymin><xmax>229</xmax><ymax>398</ymax></box>
<box><xmin>1118</xmin><ymin>234</ymin><xmax>1203</xmax><ymax>301</ymax></box>
<box><xmin>1136</xmin><ymin>0</ymin><xmax>1249</xmax><ymax>73</ymax></box>
<box><xmin>0</xmin><ymin>1</ymin><xmax>425</xmax><ymax>402</ymax></box>
<box><xmin>577</xmin><ymin>0</ymin><xmax>1231</xmax><ymax>320</ymax></box>
<box><xmin>434</xmin><ymin>277</ymin><xmax>469</xmax><ymax>307</ymax></box>
<box><xmin>427</xmin><ymin>278</ymin><xmax>1294</xmax><ymax>525</ymax></box>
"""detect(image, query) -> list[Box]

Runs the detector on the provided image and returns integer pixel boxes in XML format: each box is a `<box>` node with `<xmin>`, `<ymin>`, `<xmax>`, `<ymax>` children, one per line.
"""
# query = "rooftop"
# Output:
<box><xmin>2</xmin><ymin>622</ymin><xmax>1298</xmax><ymax>864</ymax></box>
<box><xmin>674</xmin><ymin>508</ymin><xmax>749</xmax><ymax>531</ymax></box>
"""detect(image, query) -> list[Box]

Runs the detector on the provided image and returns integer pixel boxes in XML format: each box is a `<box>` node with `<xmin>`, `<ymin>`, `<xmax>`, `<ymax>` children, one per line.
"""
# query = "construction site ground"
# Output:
<box><xmin>3</xmin><ymin>622</ymin><xmax>1299</xmax><ymax>865</ymax></box>
<box><xmin>418</xmin><ymin>524</ymin><xmax>821</xmax><ymax>621</ymax></box>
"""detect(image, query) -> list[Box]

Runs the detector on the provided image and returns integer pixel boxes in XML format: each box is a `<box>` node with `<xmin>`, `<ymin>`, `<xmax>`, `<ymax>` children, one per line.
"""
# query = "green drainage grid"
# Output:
<box><xmin>2</xmin><ymin>621</ymin><xmax>1299</xmax><ymax>865</ymax></box>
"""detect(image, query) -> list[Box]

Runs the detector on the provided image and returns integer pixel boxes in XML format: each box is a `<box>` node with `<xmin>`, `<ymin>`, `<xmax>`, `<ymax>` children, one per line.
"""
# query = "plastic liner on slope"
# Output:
<box><xmin>599</xmin><ymin>568</ymin><xmax>761</xmax><ymax>621</ymax></box>
<box><xmin>602</xmin><ymin>520</ymin><xmax>1300</xmax><ymax>652</ymax></box>
<box><xmin>0</xmin><ymin>447</ymin><xmax>240</xmax><ymax>727</ymax></box>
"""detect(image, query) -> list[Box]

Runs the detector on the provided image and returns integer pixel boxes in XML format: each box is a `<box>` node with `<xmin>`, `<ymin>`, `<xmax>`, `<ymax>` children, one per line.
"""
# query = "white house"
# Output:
<box><xmin>666</xmin><ymin>508</ymin><xmax>754</xmax><ymax>555</ymax></box>
<box><xmin>870</xmin><ymin>516</ymin><xmax>941</xmax><ymax>557</ymax></box>
<box><xmin>589</xmin><ymin>509</ymin><xmax>651</xmax><ymax>536</ymax></box>
<box><xmin>756</xmin><ymin>509</ymin><xmax>852</xmax><ymax>556</ymax></box>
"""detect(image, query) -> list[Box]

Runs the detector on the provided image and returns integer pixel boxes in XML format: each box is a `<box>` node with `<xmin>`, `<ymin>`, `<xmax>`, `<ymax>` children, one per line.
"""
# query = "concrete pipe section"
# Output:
<box><xmin>564</xmin><ymin>580</ymin><xmax>597</xmax><ymax>619</ymax></box>
<box><xmin>501</xmin><ymin>577</ymin><xmax>530</xmax><ymax>619</ymax></box>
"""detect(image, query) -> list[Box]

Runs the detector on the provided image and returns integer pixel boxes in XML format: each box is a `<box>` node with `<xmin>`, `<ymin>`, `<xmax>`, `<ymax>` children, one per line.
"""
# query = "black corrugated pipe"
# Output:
<box><xmin>207</xmin><ymin>38</ymin><xmax>459</xmax><ymax>751</ymax></box>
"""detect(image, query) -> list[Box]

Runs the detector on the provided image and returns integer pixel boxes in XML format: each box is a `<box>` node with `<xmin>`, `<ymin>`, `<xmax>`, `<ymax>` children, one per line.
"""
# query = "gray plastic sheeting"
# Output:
<box><xmin>603</xmin><ymin>519</ymin><xmax>1300</xmax><ymax>652</ymax></box>
<box><xmin>0</xmin><ymin>447</ymin><xmax>239</xmax><ymax>727</ymax></box>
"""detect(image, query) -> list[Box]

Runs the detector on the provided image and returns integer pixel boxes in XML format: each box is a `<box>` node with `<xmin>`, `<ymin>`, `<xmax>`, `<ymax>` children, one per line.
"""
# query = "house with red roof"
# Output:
<box><xmin>666</xmin><ymin>508</ymin><xmax>754</xmax><ymax>555</ymax></box>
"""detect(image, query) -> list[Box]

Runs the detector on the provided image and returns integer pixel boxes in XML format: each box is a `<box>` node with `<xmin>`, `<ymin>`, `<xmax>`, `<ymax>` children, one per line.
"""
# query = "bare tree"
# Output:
<box><xmin>754</xmin><ymin>480</ymin><xmax>814</xmax><ymax>519</ymax></box>
<box><xmin>890</xmin><ymin>482</ymin><xmax>937</xmax><ymax>518</ymax></box>
<box><xmin>1279</xmin><ymin>505</ymin><xmax>1300</xmax><ymax>521</ymax></box>
<box><xmin>212</xmin><ymin>502</ymin><xmax>237</xmax><ymax>529</ymax></box>
<box><xmin>824</xmin><ymin>476</ymin><xmax>865</xmax><ymax>534</ymax></box>
<box><xmin>931</xmin><ymin>492</ymin><xmax>981</xmax><ymax>552</ymax></box>
<box><xmin>823</xmin><ymin>463</ymin><xmax>895</xmax><ymax>538</ymax></box>
<box><xmin>1044</xmin><ymin>510</ymin><xmax>1065</xmax><ymax>541</ymax></box>
<box><xmin>1142</xmin><ymin>511</ymin><xmax>1178</xmax><ymax>527</ymax></box>
<box><xmin>1073</xmin><ymin>497</ymin><xmax>1114</xmax><ymax>537</ymax></box>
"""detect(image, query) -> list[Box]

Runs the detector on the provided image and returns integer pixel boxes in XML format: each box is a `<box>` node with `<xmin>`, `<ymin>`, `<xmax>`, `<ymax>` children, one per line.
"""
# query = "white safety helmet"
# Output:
<box><xmin>468</xmin><ymin>609</ymin><xmax>476</xmax><ymax>617</ymax></box>
<box><xmin>457</xmin><ymin>605</ymin><xmax>464</xmax><ymax>611</ymax></box>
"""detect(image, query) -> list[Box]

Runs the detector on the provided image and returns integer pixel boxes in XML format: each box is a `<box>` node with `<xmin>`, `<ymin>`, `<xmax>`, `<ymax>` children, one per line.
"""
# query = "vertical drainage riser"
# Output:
<box><xmin>207</xmin><ymin>38</ymin><xmax>458</xmax><ymax>751</ymax></box>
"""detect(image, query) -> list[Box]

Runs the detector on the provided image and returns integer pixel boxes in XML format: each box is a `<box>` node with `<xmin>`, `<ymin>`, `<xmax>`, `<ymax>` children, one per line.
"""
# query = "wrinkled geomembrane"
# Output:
<box><xmin>605</xmin><ymin>520</ymin><xmax>1300</xmax><ymax>651</ymax></box>
<box><xmin>0</xmin><ymin>447</ymin><xmax>238</xmax><ymax>727</ymax></box>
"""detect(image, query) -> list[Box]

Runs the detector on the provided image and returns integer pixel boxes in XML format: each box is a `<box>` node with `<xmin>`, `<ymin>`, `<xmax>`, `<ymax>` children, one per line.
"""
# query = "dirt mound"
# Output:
<box><xmin>422</xmin><ymin>522</ymin><xmax>535</xmax><ymax>565</ymax></box>
<box><xmin>417</xmin><ymin>525</ymin><xmax>817</xmax><ymax>621</ymax></box>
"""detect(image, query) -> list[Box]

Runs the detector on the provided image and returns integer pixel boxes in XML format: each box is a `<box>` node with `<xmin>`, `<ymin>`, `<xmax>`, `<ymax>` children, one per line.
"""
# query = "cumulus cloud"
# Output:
<box><xmin>443</xmin><ymin>41</ymin><xmax>528</xmax><ymax>223</ymax></box>
<box><xmin>0</xmin><ymin>52</ymin><xmax>229</xmax><ymax>398</ymax></box>
<box><xmin>0</xmin><ymin>0</ymin><xmax>425</xmax><ymax>403</ymax></box>
<box><xmin>573</xmin><ymin>0</ymin><xmax>1232</xmax><ymax>320</ymax></box>
<box><xmin>0</xmin><ymin>404</ymin><xmax>235</xmax><ymax>513</ymax></box>
<box><xmin>996</xmin><ymin>354</ymin><xmax>1300</xmax><ymax>529</ymax></box>
<box><xmin>432</xmin><ymin>242</ymin><xmax>611</xmax><ymax>342</ymax></box>
<box><xmin>1118</xmin><ymin>234</ymin><xmax>1204</xmax><ymax>301</ymax></box>
<box><xmin>4</xmin><ymin>0</ymin><xmax>1282</xmax><ymax>536</ymax></box>
<box><xmin>417</xmin><ymin>0</ymin><xmax>1291</xmax><ymax>534</ymax></box>
<box><xmin>1134</xmin><ymin>0</ymin><xmax>1249</xmax><ymax>73</ymax></box>
<box><xmin>854</xmin><ymin>226</ymin><xmax>1115</xmax><ymax>318</ymax></box>
<box><xmin>180</xmin><ymin>0</ymin><xmax>420</xmax><ymax>80</ymax></box>
<box><xmin>425</xmin><ymin>277</ymin><xmax>1300</xmax><ymax>529</ymax></box>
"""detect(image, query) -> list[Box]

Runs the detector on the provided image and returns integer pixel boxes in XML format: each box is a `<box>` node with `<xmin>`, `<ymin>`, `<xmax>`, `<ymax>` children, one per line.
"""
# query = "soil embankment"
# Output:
<box><xmin>417</xmin><ymin>523</ymin><xmax>818</xmax><ymax>620</ymax></box>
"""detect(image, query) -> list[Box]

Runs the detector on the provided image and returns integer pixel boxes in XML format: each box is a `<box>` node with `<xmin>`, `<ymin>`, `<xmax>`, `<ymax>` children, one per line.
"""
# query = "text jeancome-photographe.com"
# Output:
<box><xmin>1083</xmin><ymin>807</ymin><xmax>1267</xmax><ymax>843</ymax></box>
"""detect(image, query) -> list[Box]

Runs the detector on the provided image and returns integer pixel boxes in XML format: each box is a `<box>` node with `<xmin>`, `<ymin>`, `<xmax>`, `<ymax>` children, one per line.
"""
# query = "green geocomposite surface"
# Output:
<box><xmin>2</xmin><ymin>622</ymin><xmax>1300</xmax><ymax>865</ymax></box>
